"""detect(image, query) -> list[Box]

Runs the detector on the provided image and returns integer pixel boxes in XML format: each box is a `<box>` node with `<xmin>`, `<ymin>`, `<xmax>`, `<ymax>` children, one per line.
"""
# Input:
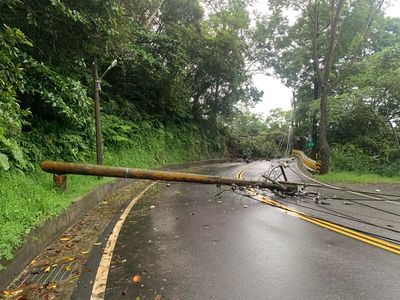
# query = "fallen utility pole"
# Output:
<box><xmin>40</xmin><ymin>161</ymin><xmax>299</xmax><ymax>192</ymax></box>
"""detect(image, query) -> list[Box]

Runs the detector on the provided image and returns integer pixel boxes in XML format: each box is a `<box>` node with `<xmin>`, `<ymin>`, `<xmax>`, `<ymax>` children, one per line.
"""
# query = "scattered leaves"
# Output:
<box><xmin>2</xmin><ymin>289</ymin><xmax>23</xmax><ymax>298</ymax></box>
<box><xmin>60</xmin><ymin>237</ymin><xmax>71</xmax><ymax>241</ymax></box>
<box><xmin>121</xmin><ymin>287</ymin><xmax>128</xmax><ymax>296</ymax></box>
<box><xmin>62</xmin><ymin>257</ymin><xmax>75</xmax><ymax>261</ymax></box>
<box><xmin>132</xmin><ymin>274</ymin><xmax>142</xmax><ymax>284</ymax></box>
<box><xmin>44</xmin><ymin>266</ymin><xmax>51</xmax><ymax>273</ymax></box>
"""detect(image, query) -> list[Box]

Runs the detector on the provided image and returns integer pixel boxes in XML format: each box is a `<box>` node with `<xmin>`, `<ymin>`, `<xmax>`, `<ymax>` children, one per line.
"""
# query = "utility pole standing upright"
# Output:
<box><xmin>93</xmin><ymin>59</ymin><xmax>103</xmax><ymax>166</ymax></box>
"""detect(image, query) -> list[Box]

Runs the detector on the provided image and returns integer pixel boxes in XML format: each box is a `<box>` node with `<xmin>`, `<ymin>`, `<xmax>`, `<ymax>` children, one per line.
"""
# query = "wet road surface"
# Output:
<box><xmin>74</xmin><ymin>161</ymin><xmax>400</xmax><ymax>299</ymax></box>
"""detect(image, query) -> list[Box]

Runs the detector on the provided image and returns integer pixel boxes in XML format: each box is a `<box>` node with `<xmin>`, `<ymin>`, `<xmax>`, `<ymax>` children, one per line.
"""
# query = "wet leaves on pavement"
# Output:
<box><xmin>132</xmin><ymin>274</ymin><xmax>142</xmax><ymax>284</ymax></box>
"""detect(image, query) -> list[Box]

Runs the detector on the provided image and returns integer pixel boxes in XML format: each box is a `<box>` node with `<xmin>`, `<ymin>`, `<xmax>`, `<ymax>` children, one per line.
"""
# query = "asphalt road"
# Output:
<box><xmin>75</xmin><ymin>161</ymin><xmax>400</xmax><ymax>299</ymax></box>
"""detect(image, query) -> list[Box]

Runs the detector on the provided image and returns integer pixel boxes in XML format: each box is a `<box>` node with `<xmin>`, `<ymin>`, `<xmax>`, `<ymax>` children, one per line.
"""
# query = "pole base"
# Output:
<box><xmin>53</xmin><ymin>174</ymin><xmax>67</xmax><ymax>191</ymax></box>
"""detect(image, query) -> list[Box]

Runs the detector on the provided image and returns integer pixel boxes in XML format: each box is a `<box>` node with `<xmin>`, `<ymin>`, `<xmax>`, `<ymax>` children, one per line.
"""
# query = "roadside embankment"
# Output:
<box><xmin>0</xmin><ymin>157</ymin><xmax>232</xmax><ymax>290</ymax></box>
<box><xmin>0</xmin><ymin>125</ymin><xmax>228</xmax><ymax>289</ymax></box>
<box><xmin>315</xmin><ymin>172</ymin><xmax>400</xmax><ymax>185</ymax></box>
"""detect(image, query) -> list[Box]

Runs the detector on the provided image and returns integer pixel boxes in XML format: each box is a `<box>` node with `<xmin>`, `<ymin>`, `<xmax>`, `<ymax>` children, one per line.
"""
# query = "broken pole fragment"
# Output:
<box><xmin>53</xmin><ymin>173</ymin><xmax>67</xmax><ymax>191</ymax></box>
<box><xmin>40</xmin><ymin>161</ymin><xmax>297</xmax><ymax>193</ymax></box>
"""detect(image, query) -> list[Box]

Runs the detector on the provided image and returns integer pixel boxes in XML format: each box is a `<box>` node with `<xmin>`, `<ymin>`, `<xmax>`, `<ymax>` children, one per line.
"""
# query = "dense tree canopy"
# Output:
<box><xmin>0</xmin><ymin>0</ymin><xmax>263</xmax><ymax>170</ymax></box>
<box><xmin>254</xmin><ymin>0</ymin><xmax>400</xmax><ymax>174</ymax></box>
<box><xmin>0</xmin><ymin>0</ymin><xmax>399</xmax><ymax>176</ymax></box>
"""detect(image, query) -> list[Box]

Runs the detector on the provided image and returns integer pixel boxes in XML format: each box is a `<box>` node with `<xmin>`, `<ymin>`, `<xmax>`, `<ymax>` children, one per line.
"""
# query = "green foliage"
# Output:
<box><xmin>1</xmin><ymin>0</ymin><xmax>120</xmax><ymax>76</ymax></box>
<box><xmin>0</xmin><ymin>169</ymin><xmax>110</xmax><ymax>262</ymax></box>
<box><xmin>0</xmin><ymin>123</ymin><xmax>222</xmax><ymax>266</ymax></box>
<box><xmin>0</xmin><ymin>0</ymin><xmax>261</xmax><ymax>174</ymax></box>
<box><xmin>24</xmin><ymin>61</ymin><xmax>93</xmax><ymax>129</ymax></box>
<box><xmin>316</xmin><ymin>172</ymin><xmax>400</xmax><ymax>184</ymax></box>
<box><xmin>256</xmin><ymin>0</ymin><xmax>397</xmax><ymax>174</ymax></box>
<box><xmin>348</xmin><ymin>44</ymin><xmax>400</xmax><ymax>128</ymax></box>
<box><xmin>0</xmin><ymin>0</ymin><xmax>259</xmax><ymax>269</ymax></box>
<box><xmin>227</xmin><ymin>110</ymin><xmax>291</xmax><ymax>159</ymax></box>
<box><xmin>324</xmin><ymin>43</ymin><xmax>400</xmax><ymax>176</ymax></box>
<box><xmin>0</xmin><ymin>23</ymin><xmax>95</xmax><ymax>169</ymax></box>
<box><xmin>0</xmin><ymin>25</ymin><xmax>31</xmax><ymax>170</ymax></box>
<box><xmin>330</xmin><ymin>144</ymin><xmax>400</xmax><ymax>176</ymax></box>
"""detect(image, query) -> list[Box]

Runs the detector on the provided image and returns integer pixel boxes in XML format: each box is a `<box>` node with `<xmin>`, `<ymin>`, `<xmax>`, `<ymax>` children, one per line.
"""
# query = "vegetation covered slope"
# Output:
<box><xmin>0</xmin><ymin>0</ymin><xmax>262</xmax><ymax>265</ymax></box>
<box><xmin>0</xmin><ymin>0</ymin><xmax>262</xmax><ymax>171</ymax></box>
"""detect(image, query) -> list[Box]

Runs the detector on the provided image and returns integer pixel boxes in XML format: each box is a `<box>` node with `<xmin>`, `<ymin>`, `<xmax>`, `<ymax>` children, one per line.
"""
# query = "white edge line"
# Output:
<box><xmin>90</xmin><ymin>182</ymin><xmax>158</xmax><ymax>300</ymax></box>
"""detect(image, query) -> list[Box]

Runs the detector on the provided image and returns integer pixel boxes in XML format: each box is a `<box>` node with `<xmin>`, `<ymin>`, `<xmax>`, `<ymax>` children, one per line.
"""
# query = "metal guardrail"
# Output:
<box><xmin>292</xmin><ymin>150</ymin><xmax>320</xmax><ymax>173</ymax></box>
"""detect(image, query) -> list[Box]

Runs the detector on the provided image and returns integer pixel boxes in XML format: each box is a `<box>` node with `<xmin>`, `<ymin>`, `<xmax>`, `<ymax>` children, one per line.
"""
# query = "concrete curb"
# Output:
<box><xmin>0</xmin><ymin>158</ymin><xmax>231</xmax><ymax>290</ymax></box>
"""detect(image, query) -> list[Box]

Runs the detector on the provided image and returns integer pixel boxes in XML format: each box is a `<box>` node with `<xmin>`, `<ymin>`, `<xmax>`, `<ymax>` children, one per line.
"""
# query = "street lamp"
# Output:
<box><xmin>93</xmin><ymin>59</ymin><xmax>117</xmax><ymax>167</ymax></box>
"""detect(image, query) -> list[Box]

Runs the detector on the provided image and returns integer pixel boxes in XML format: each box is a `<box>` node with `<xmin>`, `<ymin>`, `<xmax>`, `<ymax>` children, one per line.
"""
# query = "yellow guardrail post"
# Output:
<box><xmin>292</xmin><ymin>149</ymin><xmax>318</xmax><ymax>172</ymax></box>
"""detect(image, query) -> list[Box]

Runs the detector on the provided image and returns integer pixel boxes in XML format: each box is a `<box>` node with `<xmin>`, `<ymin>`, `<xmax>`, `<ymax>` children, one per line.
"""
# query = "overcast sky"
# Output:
<box><xmin>250</xmin><ymin>0</ymin><xmax>400</xmax><ymax>117</ymax></box>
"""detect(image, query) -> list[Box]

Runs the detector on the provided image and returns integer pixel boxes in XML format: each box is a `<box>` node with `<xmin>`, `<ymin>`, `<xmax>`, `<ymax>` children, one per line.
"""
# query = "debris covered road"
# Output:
<box><xmin>4</xmin><ymin>160</ymin><xmax>400</xmax><ymax>299</ymax></box>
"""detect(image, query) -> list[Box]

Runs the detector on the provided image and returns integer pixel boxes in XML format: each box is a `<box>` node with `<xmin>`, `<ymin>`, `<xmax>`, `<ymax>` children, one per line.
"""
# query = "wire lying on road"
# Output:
<box><xmin>232</xmin><ymin>187</ymin><xmax>400</xmax><ymax>239</ymax></box>
<box><xmin>244</xmin><ymin>191</ymin><xmax>400</xmax><ymax>252</ymax></box>
<box><xmin>236</xmin><ymin>163</ymin><xmax>400</xmax><ymax>253</ymax></box>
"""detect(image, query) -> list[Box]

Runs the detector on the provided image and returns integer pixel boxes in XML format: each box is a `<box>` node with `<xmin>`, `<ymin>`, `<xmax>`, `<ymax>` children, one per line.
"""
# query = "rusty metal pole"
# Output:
<box><xmin>40</xmin><ymin>161</ymin><xmax>299</xmax><ymax>192</ymax></box>
<box><xmin>53</xmin><ymin>174</ymin><xmax>67</xmax><ymax>191</ymax></box>
<box><xmin>93</xmin><ymin>59</ymin><xmax>103</xmax><ymax>167</ymax></box>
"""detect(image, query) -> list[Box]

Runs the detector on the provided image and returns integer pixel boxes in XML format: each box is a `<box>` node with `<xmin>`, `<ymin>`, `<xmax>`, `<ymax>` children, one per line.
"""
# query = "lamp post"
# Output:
<box><xmin>93</xmin><ymin>59</ymin><xmax>117</xmax><ymax>166</ymax></box>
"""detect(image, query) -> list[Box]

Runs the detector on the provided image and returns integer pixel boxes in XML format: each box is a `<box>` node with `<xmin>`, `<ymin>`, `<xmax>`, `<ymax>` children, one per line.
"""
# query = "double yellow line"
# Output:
<box><xmin>237</xmin><ymin>166</ymin><xmax>400</xmax><ymax>255</ymax></box>
<box><xmin>236</xmin><ymin>168</ymin><xmax>247</xmax><ymax>180</ymax></box>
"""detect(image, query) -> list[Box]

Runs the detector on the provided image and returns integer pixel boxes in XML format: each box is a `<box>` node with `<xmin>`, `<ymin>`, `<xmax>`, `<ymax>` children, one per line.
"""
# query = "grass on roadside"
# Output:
<box><xmin>0</xmin><ymin>170</ymin><xmax>113</xmax><ymax>264</ymax></box>
<box><xmin>315</xmin><ymin>171</ymin><xmax>400</xmax><ymax>184</ymax></box>
<box><xmin>0</xmin><ymin>128</ymin><xmax>219</xmax><ymax>269</ymax></box>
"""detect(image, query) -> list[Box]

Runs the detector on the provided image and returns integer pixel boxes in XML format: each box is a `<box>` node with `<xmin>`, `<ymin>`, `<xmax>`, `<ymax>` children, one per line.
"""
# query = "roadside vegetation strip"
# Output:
<box><xmin>236</xmin><ymin>166</ymin><xmax>400</xmax><ymax>255</ymax></box>
<box><xmin>91</xmin><ymin>181</ymin><xmax>158</xmax><ymax>300</ymax></box>
<box><xmin>0</xmin><ymin>129</ymin><xmax>213</xmax><ymax>269</ymax></box>
<box><xmin>315</xmin><ymin>171</ymin><xmax>400</xmax><ymax>184</ymax></box>
<box><xmin>293</xmin><ymin>164</ymin><xmax>400</xmax><ymax>205</ymax></box>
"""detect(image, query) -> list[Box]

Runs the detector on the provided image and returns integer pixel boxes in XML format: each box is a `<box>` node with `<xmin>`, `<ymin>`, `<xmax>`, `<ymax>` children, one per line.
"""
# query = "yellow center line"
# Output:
<box><xmin>236</xmin><ymin>165</ymin><xmax>400</xmax><ymax>255</ymax></box>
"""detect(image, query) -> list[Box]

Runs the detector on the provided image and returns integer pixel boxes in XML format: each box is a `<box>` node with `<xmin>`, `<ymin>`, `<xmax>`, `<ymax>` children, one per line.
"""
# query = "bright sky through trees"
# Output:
<box><xmin>252</xmin><ymin>0</ymin><xmax>400</xmax><ymax>117</ymax></box>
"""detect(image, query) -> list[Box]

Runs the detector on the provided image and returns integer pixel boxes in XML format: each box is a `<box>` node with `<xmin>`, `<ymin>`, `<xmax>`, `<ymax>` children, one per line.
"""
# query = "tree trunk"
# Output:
<box><xmin>319</xmin><ymin>88</ymin><xmax>331</xmax><ymax>174</ymax></box>
<box><xmin>315</xmin><ymin>0</ymin><xmax>344</xmax><ymax>174</ymax></box>
<box><xmin>312</xmin><ymin>77</ymin><xmax>320</xmax><ymax>159</ymax></box>
<box><xmin>145</xmin><ymin>0</ymin><xmax>163</xmax><ymax>30</ymax></box>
